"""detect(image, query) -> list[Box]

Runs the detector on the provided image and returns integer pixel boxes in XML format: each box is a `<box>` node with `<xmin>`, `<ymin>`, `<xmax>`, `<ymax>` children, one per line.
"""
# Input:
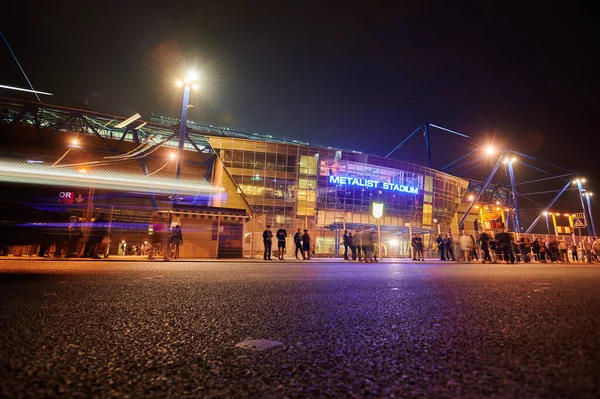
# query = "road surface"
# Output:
<box><xmin>1</xmin><ymin>260</ymin><xmax>599</xmax><ymax>397</ymax></box>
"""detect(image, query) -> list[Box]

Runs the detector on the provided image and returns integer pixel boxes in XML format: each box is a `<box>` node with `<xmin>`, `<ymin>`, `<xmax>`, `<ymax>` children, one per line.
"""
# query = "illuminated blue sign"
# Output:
<box><xmin>329</xmin><ymin>175</ymin><xmax>419</xmax><ymax>194</ymax></box>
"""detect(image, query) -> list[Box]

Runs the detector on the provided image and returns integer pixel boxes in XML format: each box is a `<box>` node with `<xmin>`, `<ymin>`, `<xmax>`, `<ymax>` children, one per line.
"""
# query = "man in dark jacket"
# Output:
<box><xmin>263</xmin><ymin>225</ymin><xmax>273</xmax><ymax>260</ymax></box>
<box><xmin>293</xmin><ymin>228</ymin><xmax>302</xmax><ymax>259</ymax></box>
<box><xmin>436</xmin><ymin>234</ymin><xmax>446</xmax><ymax>260</ymax></box>
<box><xmin>495</xmin><ymin>231</ymin><xmax>514</xmax><ymax>264</ymax></box>
<box><xmin>276</xmin><ymin>225</ymin><xmax>287</xmax><ymax>260</ymax></box>
<box><xmin>342</xmin><ymin>229</ymin><xmax>350</xmax><ymax>260</ymax></box>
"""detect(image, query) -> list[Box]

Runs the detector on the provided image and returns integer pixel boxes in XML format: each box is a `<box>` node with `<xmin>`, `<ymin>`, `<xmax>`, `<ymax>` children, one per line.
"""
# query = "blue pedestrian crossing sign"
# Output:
<box><xmin>573</xmin><ymin>218</ymin><xmax>586</xmax><ymax>228</ymax></box>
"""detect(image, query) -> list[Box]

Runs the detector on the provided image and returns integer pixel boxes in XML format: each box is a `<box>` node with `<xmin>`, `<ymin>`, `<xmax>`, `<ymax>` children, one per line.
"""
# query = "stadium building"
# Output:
<box><xmin>1</xmin><ymin>98</ymin><xmax>477</xmax><ymax>258</ymax></box>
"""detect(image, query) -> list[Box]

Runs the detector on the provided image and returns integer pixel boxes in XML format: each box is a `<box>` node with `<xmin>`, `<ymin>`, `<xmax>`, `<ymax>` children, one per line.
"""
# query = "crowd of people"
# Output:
<box><xmin>263</xmin><ymin>223</ymin><xmax>600</xmax><ymax>264</ymax></box>
<box><xmin>434</xmin><ymin>232</ymin><xmax>600</xmax><ymax>264</ymax></box>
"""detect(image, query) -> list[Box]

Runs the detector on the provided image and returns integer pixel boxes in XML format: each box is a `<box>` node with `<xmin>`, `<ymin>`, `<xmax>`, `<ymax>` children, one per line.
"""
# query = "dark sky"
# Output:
<box><xmin>1</xmin><ymin>1</ymin><xmax>598</xmax><ymax>220</ymax></box>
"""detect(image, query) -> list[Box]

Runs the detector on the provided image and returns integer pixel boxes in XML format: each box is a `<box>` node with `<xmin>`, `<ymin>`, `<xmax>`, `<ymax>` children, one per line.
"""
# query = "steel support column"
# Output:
<box><xmin>576</xmin><ymin>181</ymin><xmax>593</xmax><ymax>237</ymax></box>
<box><xmin>507</xmin><ymin>160</ymin><xmax>522</xmax><ymax>235</ymax></box>
<box><xmin>458</xmin><ymin>154</ymin><xmax>505</xmax><ymax>228</ymax></box>
<box><xmin>524</xmin><ymin>180</ymin><xmax>572</xmax><ymax>234</ymax></box>
<box><xmin>585</xmin><ymin>194</ymin><xmax>597</xmax><ymax>237</ymax></box>
<box><xmin>175</xmin><ymin>85</ymin><xmax>191</xmax><ymax>181</ymax></box>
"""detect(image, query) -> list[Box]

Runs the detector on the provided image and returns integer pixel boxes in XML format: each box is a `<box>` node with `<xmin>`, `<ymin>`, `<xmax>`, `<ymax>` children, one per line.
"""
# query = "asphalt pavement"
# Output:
<box><xmin>1</xmin><ymin>260</ymin><xmax>599</xmax><ymax>398</ymax></box>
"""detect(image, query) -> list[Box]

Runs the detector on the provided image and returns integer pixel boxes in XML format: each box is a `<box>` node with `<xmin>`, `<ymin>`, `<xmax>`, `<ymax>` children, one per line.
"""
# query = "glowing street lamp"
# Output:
<box><xmin>484</xmin><ymin>145</ymin><xmax>496</xmax><ymax>156</ymax></box>
<box><xmin>373</xmin><ymin>202</ymin><xmax>384</xmax><ymax>260</ymax></box>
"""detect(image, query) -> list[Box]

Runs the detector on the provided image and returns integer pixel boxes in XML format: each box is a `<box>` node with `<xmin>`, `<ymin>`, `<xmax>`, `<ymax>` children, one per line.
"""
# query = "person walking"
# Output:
<box><xmin>354</xmin><ymin>229</ymin><xmax>363</xmax><ymax>261</ymax></box>
<box><xmin>446</xmin><ymin>233</ymin><xmax>456</xmax><ymax>261</ymax></box>
<box><xmin>469</xmin><ymin>234</ymin><xmax>479</xmax><ymax>261</ymax></box>
<box><xmin>293</xmin><ymin>228</ymin><xmax>303</xmax><ymax>259</ymax></box>
<box><xmin>362</xmin><ymin>227</ymin><xmax>374</xmax><ymax>263</ymax></box>
<box><xmin>459</xmin><ymin>233</ymin><xmax>473</xmax><ymax>262</ymax></box>
<box><xmin>148</xmin><ymin>221</ymin><xmax>169</xmax><ymax>261</ymax></box>
<box><xmin>263</xmin><ymin>225</ymin><xmax>273</xmax><ymax>260</ymax></box>
<box><xmin>276</xmin><ymin>224</ymin><xmax>287</xmax><ymax>260</ymax></box>
<box><xmin>301</xmin><ymin>229</ymin><xmax>311</xmax><ymax>260</ymax></box>
<box><xmin>342</xmin><ymin>229</ymin><xmax>350</xmax><ymax>260</ymax></box>
<box><xmin>348</xmin><ymin>232</ymin><xmax>356</xmax><ymax>260</ymax></box>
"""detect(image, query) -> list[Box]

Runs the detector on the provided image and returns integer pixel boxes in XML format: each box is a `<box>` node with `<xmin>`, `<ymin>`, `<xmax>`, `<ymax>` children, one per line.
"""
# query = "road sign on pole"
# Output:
<box><xmin>573</xmin><ymin>218</ymin><xmax>586</xmax><ymax>228</ymax></box>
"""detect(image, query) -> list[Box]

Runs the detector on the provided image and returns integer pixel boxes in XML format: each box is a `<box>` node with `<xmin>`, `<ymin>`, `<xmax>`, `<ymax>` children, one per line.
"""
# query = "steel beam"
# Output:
<box><xmin>524</xmin><ymin>180</ymin><xmax>572</xmax><ymax>234</ymax></box>
<box><xmin>512</xmin><ymin>151</ymin><xmax>575</xmax><ymax>173</ymax></box>
<box><xmin>516</xmin><ymin>173</ymin><xmax>576</xmax><ymax>186</ymax></box>
<box><xmin>458</xmin><ymin>154</ymin><xmax>505</xmax><ymax>228</ymax></box>
<box><xmin>385</xmin><ymin>125</ymin><xmax>423</xmax><ymax>158</ymax></box>
<box><xmin>428</xmin><ymin>123</ymin><xmax>471</xmax><ymax>139</ymax></box>
<box><xmin>576</xmin><ymin>181</ymin><xmax>593</xmax><ymax>237</ymax></box>
<box><xmin>507</xmin><ymin>160</ymin><xmax>522</xmax><ymax>234</ymax></box>
<box><xmin>585</xmin><ymin>194</ymin><xmax>597</xmax><ymax>237</ymax></box>
<box><xmin>424</xmin><ymin>122</ymin><xmax>432</xmax><ymax>168</ymax></box>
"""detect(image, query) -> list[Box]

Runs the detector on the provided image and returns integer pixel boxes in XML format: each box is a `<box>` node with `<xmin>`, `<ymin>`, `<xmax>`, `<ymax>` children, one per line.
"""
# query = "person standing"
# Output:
<box><xmin>348</xmin><ymin>232</ymin><xmax>355</xmax><ymax>260</ymax></box>
<box><xmin>435</xmin><ymin>234</ymin><xmax>446</xmax><ymax>260</ymax></box>
<box><xmin>276</xmin><ymin>225</ymin><xmax>287</xmax><ymax>260</ymax></box>
<box><xmin>558</xmin><ymin>238</ymin><xmax>569</xmax><ymax>263</ymax></box>
<box><xmin>263</xmin><ymin>225</ymin><xmax>273</xmax><ymax>260</ymax></box>
<box><xmin>148</xmin><ymin>221</ymin><xmax>169</xmax><ymax>261</ymax></box>
<box><xmin>495</xmin><ymin>230</ymin><xmax>514</xmax><ymax>264</ymax></box>
<box><xmin>415</xmin><ymin>233</ymin><xmax>424</xmax><ymax>261</ymax></box>
<box><xmin>411</xmin><ymin>234</ymin><xmax>418</xmax><ymax>261</ymax></box>
<box><xmin>293</xmin><ymin>228</ymin><xmax>303</xmax><ymax>259</ymax></box>
<box><xmin>301</xmin><ymin>229</ymin><xmax>311</xmax><ymax>260</ymax></box>
<box><xmin>581</xmin><ymin>238</ymin><xmax>593</xmax><ymax>263</ymax></box>
<box><xmin>571</xmin><ymin>243</ymin><xmax>579</xmax><ymax>262</ymax></box>
<box><xmin>480</xmin><ymin>231</ymin><xmax>491</xmax><ymax>263</ymax></box>
<box><xmin>342</xmin><ymin>229</ymin><xmax>350</xmax><ymax>260</ymax></box>
<box><xmin>169</xmin><ymin>225</ymin><xmax>183</xmax><ymax>259</ymax></box>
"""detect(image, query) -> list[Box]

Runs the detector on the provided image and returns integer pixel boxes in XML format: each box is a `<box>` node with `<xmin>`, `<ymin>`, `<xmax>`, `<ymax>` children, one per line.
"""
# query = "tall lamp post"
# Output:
<box><xmin>550</xmin><ymin>212</ymin><xmax>559</xmax><ymax>239</ymax></box>
<box><xmin>174</xmin><ymin>71</ymin><xmax>199</xmax><ymax>201</ymax></box>
<box><xmin>373</xmin><ymin>202</ymin><xmax>383</xmax><ymax>260</ymax></box>
<box><xmin>574</xmin><ymin>178</ymin><xmax>593</xmax><ymax>237</ymax></box>
<box><xmin>543</xmin><ymin>212</ymin><xmax>551</xmax><ymax>235</ymax></box>
<box><xmin>584</xmin><ymin>192</ymin><xmax>597</xmax><ymax>237</ymax></box>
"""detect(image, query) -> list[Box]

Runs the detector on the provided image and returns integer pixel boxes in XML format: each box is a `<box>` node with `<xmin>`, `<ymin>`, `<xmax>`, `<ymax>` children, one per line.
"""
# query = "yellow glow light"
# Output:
<box><xmin>468</xmin><ymin>195</ymin><xmax>474</xmax><ymax>201</ymax></box>
<box><xmin>484</xmin><ymin>146</ymin><xmax>496</xmax><ymax>156</ymax></box>
<box><xmin>169</xmin><ymin>152</ymin><xmax>177</xmax><ymax>160</ymax></box>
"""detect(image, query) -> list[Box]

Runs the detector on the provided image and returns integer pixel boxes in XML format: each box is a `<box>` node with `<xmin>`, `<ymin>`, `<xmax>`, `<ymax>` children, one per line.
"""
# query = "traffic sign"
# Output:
<box><xmin>573</xmin><ymin>218</ymin><xmax>586</xmax><ymax>228</ymax></box>
<box><xmin>574</xmin><ymin>213</ymin><xmax>585</xmax><ymax>219</ymax></box>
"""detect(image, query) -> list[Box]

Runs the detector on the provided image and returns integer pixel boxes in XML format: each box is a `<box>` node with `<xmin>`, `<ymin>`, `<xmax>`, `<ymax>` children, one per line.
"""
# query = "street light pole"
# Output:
<box><xmin>173</xmin><ymin>71</ymin><xmax>199</xmax><ymax>204</ymax></box>
<box><xmin>550</xmin><ymin>213</ymin><xmax>558</xmax><ymax>239</ymax></box>
<box><xmin>175</xmin><ymin>83</ymin><xmax>190</xmax><ymax>182</ymax></box>
<box><xmin>575</xmin><ymin>179</ymin><xmax>593</xmax><ymax>237</ymax></box>
<box><xmin>544</xmin><ymin>212</ymin><xmax>550</xmax><ymax>235</ymax></box>
<box><xmin>585</xmin><ymin>193</ymin><xmax>597</xmax><ymax>237</ymax></box>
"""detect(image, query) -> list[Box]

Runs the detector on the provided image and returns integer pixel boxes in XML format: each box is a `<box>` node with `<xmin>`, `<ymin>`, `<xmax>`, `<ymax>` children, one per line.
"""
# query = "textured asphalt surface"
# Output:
<box><xmin>1</xmin><ymin>260</ymin><xmax>599</xmax><ymax>398</ymax></box>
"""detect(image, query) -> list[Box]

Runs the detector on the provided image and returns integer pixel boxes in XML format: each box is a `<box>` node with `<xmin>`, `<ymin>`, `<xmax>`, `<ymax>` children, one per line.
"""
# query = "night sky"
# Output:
<box><xmin>1</xmin><ymin>1</ymin><xmax>597</xmax><ymax>222</ymax></box>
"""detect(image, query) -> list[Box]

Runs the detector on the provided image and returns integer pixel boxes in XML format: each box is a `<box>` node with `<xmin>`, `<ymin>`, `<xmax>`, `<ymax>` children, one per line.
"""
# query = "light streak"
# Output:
<box><xmin>115</xmin><ymin>113</ymin><xmax>141</xmax><ymax>129</ymax></box>
<box><xmin>0</xmin><ymin>84</ymin><xmax>53</xmax><ymax>96</ymax></box>
<box><xmin>0</xmin><ymin>159</ymin><xmax>221</xmax><ymax>196</ymax></box>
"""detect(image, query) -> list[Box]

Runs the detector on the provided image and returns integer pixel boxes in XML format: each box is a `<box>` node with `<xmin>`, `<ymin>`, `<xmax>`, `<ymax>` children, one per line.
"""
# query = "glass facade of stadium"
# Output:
<box><xmin>207</xmin><ymin>137</ymin><xmax>469</xmax><ymax>257</ymax></box>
